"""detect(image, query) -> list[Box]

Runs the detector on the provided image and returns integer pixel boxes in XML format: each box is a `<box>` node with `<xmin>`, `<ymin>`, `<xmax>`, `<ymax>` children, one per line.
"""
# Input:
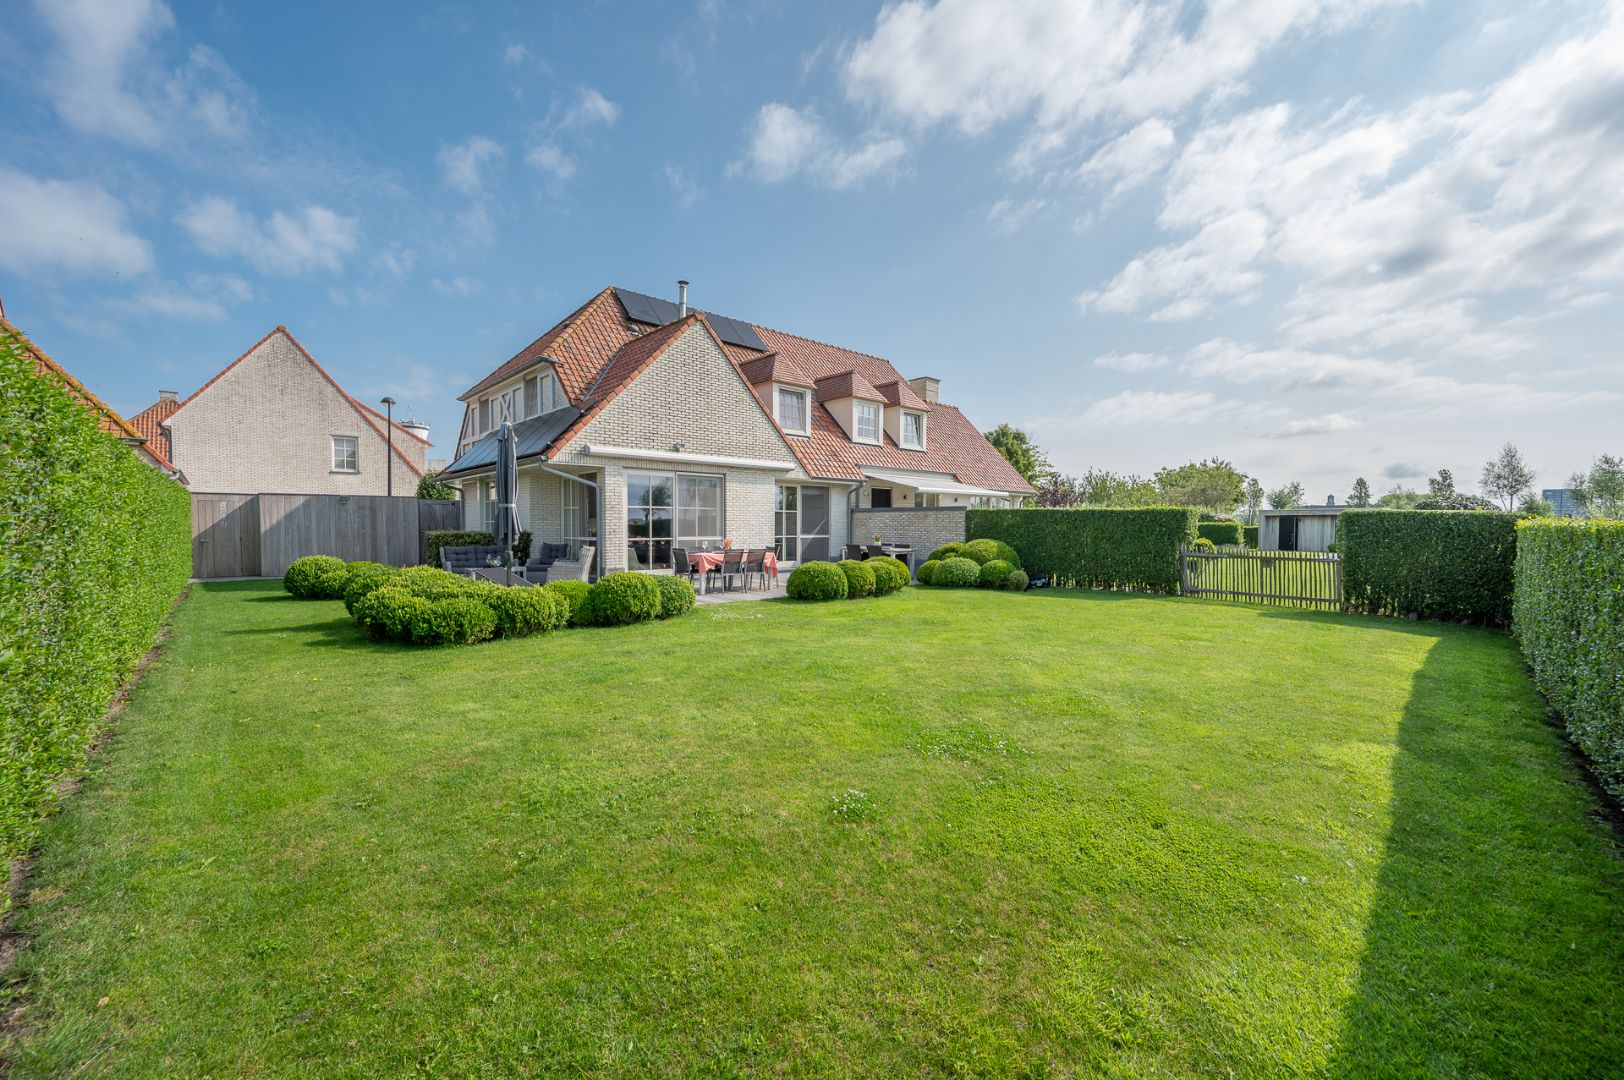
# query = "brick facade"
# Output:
<box><xmin>850</xmin><ymin>507</ymin><xmax>968</xmax><ymax>569</ymax></box>
<box><xmin>164</xmin><ymin>329</ymin><xmax>427</xmax><ymax>495</ymax></box>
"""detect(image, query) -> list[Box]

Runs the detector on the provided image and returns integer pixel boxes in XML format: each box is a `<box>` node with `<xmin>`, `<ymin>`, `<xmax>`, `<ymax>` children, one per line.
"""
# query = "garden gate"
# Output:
<box><xmin>1178</xmin><ymin>547</ymin><xmax>1343</xmax><ymax>611</ymax></box>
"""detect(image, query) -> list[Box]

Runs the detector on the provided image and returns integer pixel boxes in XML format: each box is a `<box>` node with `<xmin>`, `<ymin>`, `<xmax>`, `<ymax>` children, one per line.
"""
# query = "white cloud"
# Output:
<box><xmin>664</xmin><ymin>164</ymin><xmax>702</xmax><ymax>207</ymax></box>
<box><xmin>987</xmin><ymin>197</ymin><xmax>1046</xmax><ymax>234</ymax></box>
<box><xmin>1077</xmin><ymin>118</ymin><xmax>1176</xmax><ymax>196</ymax></box>
<box><xmin>503</xmin><ymin>43</ymin><xmax>531</xmax><ymax>66</ymax></box>
<box><xmin>563</xmin><ymin>87</ymin><xmax>620</xmax><ymax>129</ymax></box>
<box><xmin>1383</xmin><ymin>462</ymin><xmax>1424</xmax><ymax>480</ymax></box>
<box><xmin>117</xmin><ymin>273</ymin><xmax>252</xmax><ymax>320</ymax></box>
<box><xmin>525</xmin><ymin>141</ymin><xmax>576</xmax><ymax>183</ymax></box>
<box><xmin>438</xmin><ymin>135</ymin><xmax>505</xmax><ymax>196</ymax></box>
<box><xmin>1271</xmin><ymin>413</ymin><xmax>1358</xmax><ymax>438</ymax></box>
<box><xmin>1079</xmin><ymin>210</ymin><xmax>1268</xmax><ymax>318</ymax></box>
<box><xmin>1076</xmin><ymin>389</ymin><xmax>1230</xmax><ymax>428</ymax></box>
<box><xmin>177</xmin><ymin>196</ymin><xmax>359</xmax><ymax>274</ymax></box>
<box><xmin>733</xmin><ymin>103</ymin><xmax>906</xmax><ymax>189</ymax></box>
<box><xmin>1092</xmin><ymin>351</ymin><xmax>1168</xmax><ymax>372</ymax></box>
<box><xmin>431</xmin><ymin>276</ymin><xmax>485</xmax><ymax>298</ymax></box>
<box><xmin>0</xmin><ymin>166</ymin><xmax>153</xmax><ymax>277</ymax></box>
<box><xmin>33</xmin><ymin>0</ymin><xmax>252</xmax><ymax>146</ymax></box>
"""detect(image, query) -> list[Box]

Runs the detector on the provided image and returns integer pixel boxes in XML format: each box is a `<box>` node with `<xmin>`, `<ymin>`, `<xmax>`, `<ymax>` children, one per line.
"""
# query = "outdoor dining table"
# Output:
<box><xmin>688</xmin><ymin>550</ymin><xmax>779</xmax><ymax>591</ymax></box>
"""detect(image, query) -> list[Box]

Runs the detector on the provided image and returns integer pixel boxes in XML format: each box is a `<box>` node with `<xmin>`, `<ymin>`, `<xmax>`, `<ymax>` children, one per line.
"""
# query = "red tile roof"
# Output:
<box><xmin>739</xmin><ymin>352</ymin><xmax>815</xmax><ymax>388</ymax></box>
<box><xmin>2</xmin><ymin>315</ymin><xmax>180</xmax><ymax>474</ymax></box>
<box><xmin>461</xmin><ymin>288</ymin><xmax>1034</xmax><ymax>494</ymax></box>
<box><xmin>129</xmin><ymin>397</ymin><xmax>178</xmax><ymax>461</ymax></box>
<box><xmin>812</xmin><ymin>370</ymin><xmax>883</xmax><ymax>402</ymax></box>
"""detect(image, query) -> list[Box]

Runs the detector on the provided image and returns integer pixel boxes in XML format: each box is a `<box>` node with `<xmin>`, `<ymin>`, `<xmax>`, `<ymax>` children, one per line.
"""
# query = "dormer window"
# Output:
<box><xmin>854</xmin><ymin>401</ymin><xmax>880</xmax><ymax>442</ymax></box>
<box><xmin>776</xmin><ymin>386</ymin><xmax>809</xmax><ymax>434</ymax></box>
<box><xmin>901</xmin><ymin>410</ymin><xmax>924</xmax><ymax>449</ymax></box>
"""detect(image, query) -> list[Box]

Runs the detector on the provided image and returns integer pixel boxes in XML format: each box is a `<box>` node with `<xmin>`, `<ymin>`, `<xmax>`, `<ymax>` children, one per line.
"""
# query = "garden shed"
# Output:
<box><xmin>1259</xmin><ymin>502</ymin><xmax>1346</xmax><ymax>552</ymax></box>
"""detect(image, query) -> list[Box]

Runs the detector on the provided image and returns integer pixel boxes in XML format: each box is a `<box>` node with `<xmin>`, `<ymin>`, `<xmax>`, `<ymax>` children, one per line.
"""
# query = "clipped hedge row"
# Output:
<box><xmin>1243</xmin><ymin>525</ymin><xmax>1259</xmax><ymax>548</ymax></box>
<box><xmin>966</xmin><ymin>508</ymin><xmax>1197</xmax><ymax>593</ymax></box>
<box><xmin>1197</xmin><ymin>521</ymin><xmax>1242</xmax><ymax>546</ymax></box>
<box><xmin>1340</xmin><ymin>510</ymin><xmax>1518</xmax><ymax>624</ymax></box>
<box><xmin>786</xmin><ymin>558</ymin><xmax>909</xmax><ymax>602</ymax></box>
<box><xmin>1513</xmin><ymin>519</ymin><xmax>1624</xmax><ymax>799</ymax></box>
<box><xmin>424</xmin><ymin>529</ymin><xmax>496</xmax><ymax>567</ymax></box>
<box><xmin>0</xmin><ymin>327</ymin><xmax>191</xmax><ymax>859</ymax></box>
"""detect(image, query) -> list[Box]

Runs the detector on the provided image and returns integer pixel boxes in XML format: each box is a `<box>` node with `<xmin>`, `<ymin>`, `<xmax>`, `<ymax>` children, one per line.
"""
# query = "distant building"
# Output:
<box><xmin>1541</xmin><ymin>488</ymin><xmax>1583</xmax><ymax>518</ymax></box>
<box><xmin>1259</xmin><ymin>496</ymin><xmax>1346</xmax><ymax>552</ymax></box>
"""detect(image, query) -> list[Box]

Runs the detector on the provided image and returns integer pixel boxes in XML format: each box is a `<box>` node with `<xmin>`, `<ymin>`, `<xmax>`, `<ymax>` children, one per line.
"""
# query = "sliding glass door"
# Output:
<box><xmin>628</xmin><ymin>471</ymin><xmax>723</xmax><ymax>570</ymax></box>
<box><xmin>775</xmin><ymin>484</ymin><xmax>830</xmax><ymax>562</ymax></box>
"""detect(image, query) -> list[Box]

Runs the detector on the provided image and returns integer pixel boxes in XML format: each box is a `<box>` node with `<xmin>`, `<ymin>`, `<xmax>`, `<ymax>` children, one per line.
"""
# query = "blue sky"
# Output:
<box><xmin>2</xmin><ymin>0</ymin><xmax>1620</xmax><ymax>495</ymax></box>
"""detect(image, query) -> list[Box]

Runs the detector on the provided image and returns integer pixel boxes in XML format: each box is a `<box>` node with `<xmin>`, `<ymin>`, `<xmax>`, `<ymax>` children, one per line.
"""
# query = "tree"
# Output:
<box><xmin>1416</xmin><ymin>491</ymin><xmax>1497</xmax><ymax>511</ymax></box>
<box><xmin>1517</xmin><ymin>493</ymin><xmax>1554</xmax><ymax>517</ymax></box>
<box><xmin>984</xmin><ymin>424</ymin><xmax>1050</xmax><ymax>491</ymax></box>
<box><xmin>1348</xmin><ymin>477</ymin><xmax>1372</xmax><ymax>507</ymax></box>
<box><xmin>1571</xmin><ymin>454</ymin><xmax>1624</xmax><ymax>519</ymax></box>
<box><xmin>1153</xmin><ymin>458</ymin><xmax>1247</xmax><ymax>514</ymax></box>
<box><xmin>1079</xmin><ymin>468</ymin><xmax>1161</xmax><ymax>507</ymax></box>
<box><xmin>1428</xmin><ymin>469</ymin><xmax>1456</xmax><ymax>497</ymax></box>
<box><xmin>1033</xmin><ymin>473</ymin><xmax>1081</xmax><ymax>507</ymax></box>
<box><xmin>1242</xmin><ymin>478</ymin><xmax>1265</xmax><ymax>524</ymax></box>
<box><xmin>1480</xmin><ymin>443</ymin><xmax>1535</xmax><ymax>510</ymax></box>
<box><xmin>416</xmin><ymin>470</ymin><xmax>457</xmax><ymax>500</ymax></box>
<box><xmin>1266</xmin><ymin>482</ymin><xmax>1305</xmax><ymax>509</ymax></box>
<box><xmin>1376</xmin><ymin>487</ymin><xmax>1426</xmax><ymax>509</ymax></box>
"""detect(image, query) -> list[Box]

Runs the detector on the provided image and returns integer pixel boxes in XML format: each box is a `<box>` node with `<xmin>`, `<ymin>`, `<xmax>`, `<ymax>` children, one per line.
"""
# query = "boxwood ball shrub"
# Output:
<box><xmin>656</xmin><ymin>575</ymin><xmax>696</xmax><ymax>619</ymax></box>
<box><xmin>916</xmin><ymin>559</ymin><xmax>942</xmax><ymax>585</ymax></box>
<box><xmin>787</xmin><ymin>560</ymin><xmax>848</xmax><ymax>601</ymax></box>
<box><xmin>1513</xmin><ymin>518</ymin><xmax>1624</xmax><ymax>799</ymax></box>
<box><xmin>1197</xmin><ymin>521</ymin><xmax>1243</xmax><ymax>546</ymax></box>
<box><xmin>1005</xmin><ymin>569</ymin><xmax>1029</xmax><ymax>591</ymax></box>
<box><xmin>837</xmin><ymin>559</ymin><xmax>876</xmax><ymax>599</ymax></box>
<box><xmin>1190</xmin><ymin>537</ymin><xmax>1217</xmax><ymax>552</ymax></box>
<box><xmin>423</xmin><ymin>529</ymin><xmax>496</xmax><ymax>567</ymax></box>
<box><xmin>582</xmin><ymin>571</ymin><xmax>661</xmax><ymax>626</ymax></box>
<box><xmin>408</xmin><ymin>596</ymin><xmax>497</xmax><ymax>646</ymax></box>
<box><xmin>978</xmin><ymin>558</ymin><xmax>1015</xmax><ymax>587</ymax></box>
<box><xmin>960</xmin><ymin>538</ymin><xmax>1020</xmax><ymax>567</ymax></box>
<box><xmin>867</xmin><ymin>556</ymin><xmax>910</xmax><ymax>594</ymax></box>
<box><xmin>352</xmin><ymin>586</ymin><xmax>428</xmax><ymax>641</ymax></box>
<box><xmin>544</xmin><ymin>580</ymin><xmax>591</xmax><ymax>626</ymax></box>
<box><xmin>284</xmin><ymin>555</ymin><xmax>348</xmax><ymax>599</ymax></box>
<box><xmin>966</xmin><ymin>507</ymin><xmax>1197</xmax><ymax>594</ymax></box>
<box><xmin>1340</xmin><ymin>509</ymin><xmax>1518</xmax><ymax>624</ymax></box>
<box><xmin>342</xmin><ymin>562</ymin><xmax>401</xmax><ymax>614</ymax></box>
<box><xmin>934</xmin><ymin>557</ymin><xmax>981</xmax><ymax>588</ymax></box>
<box><xmin>483</xmin><ymin>586</ymin><xmax>562</xmax><ymax>638</ymax></box>
<box><xmin>926</xmin><ymin>542</ymin><xmax>964</xmax><ymax>562</ymax></box>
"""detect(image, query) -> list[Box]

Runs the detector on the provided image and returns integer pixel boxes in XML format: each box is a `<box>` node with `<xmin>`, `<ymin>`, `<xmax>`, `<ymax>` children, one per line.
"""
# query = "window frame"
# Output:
<box><xmin>901</xmin><ymin>410</ymin><xmax>925</xmax><ymax>449</ymax></box>
<box><xmin>853</xmin><ymin>401</ymin><xmax>881</xmax><ymax>442</ymax></box>
<box><xmin>776</xmin><ymin>386</ymin><xmax>809</xmax><ymax>434</ymax></box>
<box><xmin>331</xmin><ymin>435</ymin><xmax>360</xmax><ymax>473</ymax></box>
<box><xmin>627</xmin><ymin>470</ymin><xmax>726</xmax><ymax>570</ymax></box>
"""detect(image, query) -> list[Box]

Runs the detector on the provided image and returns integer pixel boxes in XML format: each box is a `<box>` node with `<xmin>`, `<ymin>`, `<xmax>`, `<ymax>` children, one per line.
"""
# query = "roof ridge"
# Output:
<box><xmin>756</xmin><ymin>323</ymin><xmax>894</xmax><ymax>366</ymax></box>
<box><xmin>463</xmin><ymin>286</ymin><xmax>617</xmax><ymax>401</ymax></box>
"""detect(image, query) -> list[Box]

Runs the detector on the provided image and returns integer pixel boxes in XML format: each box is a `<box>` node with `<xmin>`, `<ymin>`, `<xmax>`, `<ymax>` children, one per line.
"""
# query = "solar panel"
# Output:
<box><xmin>614</xmin><ymin>288</ymin><xmax>768</xmax><ymax>351</ymax></box>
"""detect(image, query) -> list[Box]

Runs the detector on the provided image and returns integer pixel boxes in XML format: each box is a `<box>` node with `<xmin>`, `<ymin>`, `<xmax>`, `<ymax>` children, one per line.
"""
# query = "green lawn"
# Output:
<box><xmin>5</xmin><ymin>582</ymin><xmax>1621</xmax><ymax>1077</ymax></box>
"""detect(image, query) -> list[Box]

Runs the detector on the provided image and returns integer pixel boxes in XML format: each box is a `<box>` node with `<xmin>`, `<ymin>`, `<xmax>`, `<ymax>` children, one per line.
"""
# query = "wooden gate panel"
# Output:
<box><xmin>190</xmin><ymin>494</ymin><xmax>260</xmax><ymax>579</ymax></box>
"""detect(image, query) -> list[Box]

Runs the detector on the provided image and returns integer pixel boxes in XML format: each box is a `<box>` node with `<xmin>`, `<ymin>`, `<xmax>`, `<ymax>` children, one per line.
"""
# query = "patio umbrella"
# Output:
<box><xmin>493</xmin><ymin>420</ymin><xmax>521</xmax><ymax>585</ymax></box>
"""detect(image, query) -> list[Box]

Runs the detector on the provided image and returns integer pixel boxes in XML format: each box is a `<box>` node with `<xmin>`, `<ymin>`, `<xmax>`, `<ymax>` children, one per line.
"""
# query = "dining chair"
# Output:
<box><xmin>742</xmin><ymin>548</ymin><xmax>766</xmax><ymax>591</ymax></box>
<box><xmin>865</xmin><ymin>544</ymin><xmax>885</xmax><ymax>559</ymax></box>
<box><xmin>719</xmin><ymin>548</ymin><xmax>746</xmax><ymax>591</ymax></box>
<box><xmin>672</xmin><ymin>547</ymin><xmax>696</xmax><ymax>587</ymax></box>
<box><xmin>844</xmin><ymin>543</ymin><xmax>865</xmax><ymax>561</ymax></box>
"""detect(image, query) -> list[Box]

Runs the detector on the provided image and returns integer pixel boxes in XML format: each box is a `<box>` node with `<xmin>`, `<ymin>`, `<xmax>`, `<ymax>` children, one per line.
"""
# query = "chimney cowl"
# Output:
<box><xmin>677</xmin><ymin>279</ymin><xmax>689</xmax><ymax>319</ymax></box>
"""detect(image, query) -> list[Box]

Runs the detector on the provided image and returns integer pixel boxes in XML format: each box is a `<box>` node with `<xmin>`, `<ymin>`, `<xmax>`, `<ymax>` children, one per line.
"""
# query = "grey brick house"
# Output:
<box><xmin>131</xmin><ymin>326</ymin><xmax>430</xmax><ymax>496</ymax></box>
<box><xmin>438</xmin><ymin>285</ymin><xmax>1032</xmax><ymax>576</ymax></box>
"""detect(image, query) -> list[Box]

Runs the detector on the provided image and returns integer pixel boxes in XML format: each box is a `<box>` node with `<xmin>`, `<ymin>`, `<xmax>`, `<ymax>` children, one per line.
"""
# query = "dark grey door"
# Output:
<box><xmin>801</xmin><ymin>486</ymin><xmax>829</xmax><ymax>562</ymax></box>
<box><xmin>1278</xmin><ymin>515</ymin><xmax>1299</xmax><ymax>551</ymax></box>
<box><xmin>870</xmin><ymin>487</ymin><xmax>892</xmax><ymax>508</ymax></box>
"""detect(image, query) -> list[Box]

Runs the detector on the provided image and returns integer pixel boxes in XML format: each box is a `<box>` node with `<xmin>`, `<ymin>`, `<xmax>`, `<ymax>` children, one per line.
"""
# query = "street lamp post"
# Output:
<box><xmin>381</xmin><ymin>396</ymin><xmax>396</xmax><ymax>497</ymax></box>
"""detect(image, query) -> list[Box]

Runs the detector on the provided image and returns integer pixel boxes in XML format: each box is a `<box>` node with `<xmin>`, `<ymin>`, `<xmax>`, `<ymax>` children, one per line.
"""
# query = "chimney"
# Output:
<box><xmin>677</xmin><ymin>279</ymin><xmax>689</xmax><ymax>319</ymax></box>
<box><xmin>1326</xmin><ymin>495</ymin><xmax>1336</xmax><ymax>506</ymax></box>
<box><xmin>908</xmin><ymin>376</ymin><xmax>940</xmax><ymax>404</ymax></box>
<box><xmin>158</xmin><ymin>390</ymin><xmax>179</xmax><ymax>403</ymax></box>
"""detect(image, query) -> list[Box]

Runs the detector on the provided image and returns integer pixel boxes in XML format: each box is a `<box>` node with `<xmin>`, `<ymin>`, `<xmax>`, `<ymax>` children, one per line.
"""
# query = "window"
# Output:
<box><xmin>776</xmin><ymin>484</ymin><xmax>830</xmax><ymax>562</ymax></box>
<box><xmin>478</xmin><ymin>398</ymin><xmax>491</xmax><ymax>433</ymax></box>
<box><xmin>901</xmin><ymin>411</ymin><xmax>924</xmax><ymax>448</ymax></box>
<box><xmin>482</xmin><ymin>480</ymin><xmax>497</xmax><ymax>532</ymax></box>
<box><xmin>331</xmin><ymin>436</ymin><xmax>359</xmax><ymax>472</ymax></box>
<box><xmin>524</xmin><ymin>376</ymin><xmax>539</xmax><ymax>417</ymax></box>
<box><xmin>542</xmin><ymin>372</ymin><xmax>560</xmax><ymax>413</ymax></box>
<box><xmin>627</xmin><ymin>471</ymin><xmax>724</xmax><ymax>571</ymax></box>
<box><xmin>870</xmin><ymin>487</ymin><xmax>892</xmax><ymax>508</ymax></box>
<box><xmin>776</xmin><ymin>387</ymin><xmax>808</xmax><ymax>433</ymax></box>
<box><xmin>854</xmin><ymin>401</ymin><xmax>880</xmax><ymax>442</ymax></box>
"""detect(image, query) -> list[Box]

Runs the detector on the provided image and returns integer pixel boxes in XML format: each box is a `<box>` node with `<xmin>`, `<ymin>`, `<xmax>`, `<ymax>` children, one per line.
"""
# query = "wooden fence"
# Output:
<box><xmin>190</xmin><ymin>492</ymin><xmax>461</xmax><ymax>579</ymax></box>
<box><xmin>1178</xmin><ymin>546</ymin><xmax>1343</xmax><ymax>611</ymax></box>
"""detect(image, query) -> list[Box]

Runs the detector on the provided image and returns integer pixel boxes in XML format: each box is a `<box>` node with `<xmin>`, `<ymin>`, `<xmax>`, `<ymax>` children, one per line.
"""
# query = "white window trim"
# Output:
<box><xmin>901</xmin><ymin>410</ymin><xmax>925</xmax><ymax>449</ymax></box>
<box><xmin>776</xmin><ymin>386</ymin><xmax>810</xmax><ymax>435</ymax></box>
<box><xmin>331</xmin><ymin>435</ymin><xmax>360</xmax><ymax>473</ymax></box>
<box><xmin>854</xmin><ymin>401</ymin><xmax>881</xmax><ymax>443</ymax></box>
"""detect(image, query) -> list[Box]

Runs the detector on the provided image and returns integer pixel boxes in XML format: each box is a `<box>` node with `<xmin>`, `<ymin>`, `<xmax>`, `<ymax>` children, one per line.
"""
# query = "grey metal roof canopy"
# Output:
<box><xmin>441</xmin><ymin>407</ymin><xmax>582</xmax><ymax>477</ymax></box>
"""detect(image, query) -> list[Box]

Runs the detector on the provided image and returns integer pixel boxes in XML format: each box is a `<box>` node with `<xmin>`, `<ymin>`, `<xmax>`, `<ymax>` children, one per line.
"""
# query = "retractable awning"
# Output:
<box><xmin>860</xmin><ymin>467</ymin><xmax>1009</xmax><ymax>498</ymax></box>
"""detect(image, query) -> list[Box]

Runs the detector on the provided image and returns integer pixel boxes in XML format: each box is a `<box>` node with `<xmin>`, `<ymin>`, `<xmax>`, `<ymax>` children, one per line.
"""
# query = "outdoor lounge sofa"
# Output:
<box><xmin>440</xmin><ymin>544</ymin><xmax>504</xmax><ymax>576</ymax></box>
<box><xmin>545</xmin><ymin>545</ymin><xmax>596</xmax><ymax>583</ymax></box>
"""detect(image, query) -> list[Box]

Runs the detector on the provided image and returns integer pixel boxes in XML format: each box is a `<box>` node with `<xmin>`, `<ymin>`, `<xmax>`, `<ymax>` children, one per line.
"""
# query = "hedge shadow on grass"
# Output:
<box><xmin>1328</xmin><ymin>630</ymin><xmax>1624</xmax><ymax>1076</ymax></box>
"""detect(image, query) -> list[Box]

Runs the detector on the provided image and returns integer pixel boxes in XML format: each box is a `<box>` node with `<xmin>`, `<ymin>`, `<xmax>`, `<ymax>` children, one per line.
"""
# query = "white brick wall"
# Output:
<box><xmin>164</xmin><ymin>330</ymin><xmax>427</xmax><ymax>494</ymax></box>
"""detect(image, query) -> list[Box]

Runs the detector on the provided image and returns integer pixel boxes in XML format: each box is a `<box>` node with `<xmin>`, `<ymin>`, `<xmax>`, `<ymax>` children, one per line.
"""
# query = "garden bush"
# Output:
<box><xmin>933</xmin><ymin>557</ymin><xmax>981</xmax><ymax>588</ymax></box>
<box><xmin>978</xmin><ymin>558</ymin><xmax>1015</xmax><ymax>587</ymax></box>
<box><xmin>0</xmin><ymin>325</ymin><xmax>191</xmax><ymax>860</ymax></box>
<box><xmin>408</xmin><ymin>596</ymin><xmax>497</xmax><ymax>646</ymax></box>
<box><xmin>1341</xmin><ymin>510</ymin><xmax>1518</xmax><ymax>624</ymax></box>
<box><xmin>1243</xmin><ymin>525</ymin><xmax>1259</xmax><ymax>548</ymax></box>
<box><xmin>959</xmin><ymin>538</ymin><xmax>1020</xmax><ymax>567</ymax></box>
<box><xmin>867</xmin><ymin>556</ymin><xmax>910</xmax><ymax>594</ymax></box>
<box><xmin>1190</xmin><ymin>537</ymin><xmax>1217</xmax><ymax>552</ymax></box>
<box><xmin>484</xmin><ymin>585</ymin><xmax>563</xmax><ymax>638</ymax></box>
<box><xmin>1004</xmin><ymin>569</ymin><xmax>1029</xmax><ymax>591</ymax></box>
<box><xmin>342</xmin><ymin>562</ymin><xmax>401</xmax><ymax>614</ymax></box>
<box><xmin>926</xmin><ymin>542</ymin><xmax>964</xmax><ymax>562</ymax></box>
<box><xmin>837</xmin><ymin>559</ymin><xmax>876</xmax><ymax>599</ymax></box>
<box><xmin>424</xmin><ymin>529</ymin><xmax>495</xmax><ymax>567</ymax></box>
<box><xmin>786</xmin><ymin>561</ymin><xmax>848</xmax><ymax>601</ymax></box>
<box><xmin>352</xmin><ymin>586</ymin><xmax>430</xmax><ymax>641</ymax></box>
<box><xmin>1197</xmin><ymin>521</ymin><xmax>1243</xmax><ymax>546</ymax></box>
<box><xmin>916</xmin><ymin>559</ymin><xmax>942</xmax><ymax>585</ymax></box>
<box><xmin>284</xmin><ymin>555</ymin><xmax>348</xmax><ymax>599</ymax></box>
<box><xmin>656</xmin><ymin>576</ymin><xmax>696</xmax><ymax>619</ymax></box>
<box><xmin>582</xmin><ymin>571</ymin><xmax>661</xmax><ymax>626</ymax></box>
<box><xmin>544</xmin><ymin>580</ymin><xmax>591</xmax><ymax>626</ymax></box>
<box><xmin>966</xmin><ymin>508</ymin><xmax>1197</xmax><ymax>593</ymax></box>
<box><xmin>1513</xmin><ymin>518</ymin><xmax>1624</xmax><ymax>799</ymax></box>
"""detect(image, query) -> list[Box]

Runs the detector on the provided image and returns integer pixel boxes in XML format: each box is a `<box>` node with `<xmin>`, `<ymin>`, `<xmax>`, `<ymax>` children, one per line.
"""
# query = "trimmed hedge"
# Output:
<box><xmin>926</xmin><ymin>542</ymin><xmax>964</xmax><ymax>562</ymax></box>
<box><xmin>787</xmin><ymin>561</ymin><xmax>848</xmax><ymax>601</ymax></box>
<box><xmin>916</xmin><ymin>559</ymin><xmax>942</xmax><ymax>585</ymax></box>
<box><xmin>342</xmin><ymin>562</ymin><xmax>399</xmax><ymax>614</ymax></box>
<box><xmin>966</xmin><ymin>508</ymin><xmax>1197</xmax><ymax>593</ymax></box>
<box><xmin>867</xmin><ymin>556</ymin><xmax>910</xmax><ymax>594</ymax></box>
<box><xmin>544</xmin><ymin>580</ymin><xmax>591</xmax><ymax>626</ymax></box>
<box><xmin>837</xmin><ymin>559</ymin><xmax>876</xmax><ymax>599</ymax></box>
<box><xmin>933</xmin><ymin>557</ymin><xmax>981</xmax><ymax>588</ymax></box>
<box><xmin>582</xmin><ymin>572</ymin><xmax>661</xmax><ymax>626</ymax></box>
<box><xmin>424</xmin><ymin>529</ymin><xmax>495</xmax><ymax>567</ymax></box>
<box><xmin>1197</xmin><ymin>521</ymin><xmax>1242</xmax><ymax>546</ymax></box>
<box><xmin>485</xmin><ymin>585</ymin><xmax>564</xmax><ymax>637</ymax></box>
<box><xmin>1</xmin><ymin>326</ymin><xmax>191</xmax><ymax>859</ymax></box>
<box><xmin>1513</xmin><ymin>519</ymin><xmax>1624</xmax><ymax>798</ymax></box>
<box><xmin>284</xmin><ymin>555</ymin><xmax>348</xmax><ymax>599</ymax></box>
<box><xmin>978</xmin><ymin>558</ymin><xmax>1015</xmax><ymax>587</ymax></box>
<box><xmin>1005</xmin><ymin>569</ymin><xmax>1030</xmax><ymax>591</ymax></box>
<box><xmin>1243</xmin><ymin>525</ymin><xmax>1259</xmax><ymax>548</ymax></box>
<box><xmin>1340</xmin><ymin>510</ymin><xmax>1518</xmax><ymax>624</ymax></box>
<box><xmin>655</xmin><ymin>576</ymin><xmax>696</xmax><ymax>619</ymax></box>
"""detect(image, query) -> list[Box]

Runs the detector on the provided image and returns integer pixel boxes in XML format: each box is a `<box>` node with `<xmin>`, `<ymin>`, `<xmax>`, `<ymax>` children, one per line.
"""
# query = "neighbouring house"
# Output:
<box><xmin>131</xmin><ymin>326</ymin><xmax>430</xmax><ymax>496</ymax></box>
<box><xmin>437</xmin><ymin>284</ymin><xmax>1034</xmax><ymax>576</ymax></box>
<box><xmin>1260</xmin><ymin>498</ymin><xmax>1346</xmax><ymax>551</ymax></box>
<box><xmin>1541</xmin><ymin>488</ymin><xmax>1583</xmax><ymax>518</ymax></box>
<box><xmin>3</xmin><ymin>315</ymin><xmax>182</xmax><ymax>478</ymax></box>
